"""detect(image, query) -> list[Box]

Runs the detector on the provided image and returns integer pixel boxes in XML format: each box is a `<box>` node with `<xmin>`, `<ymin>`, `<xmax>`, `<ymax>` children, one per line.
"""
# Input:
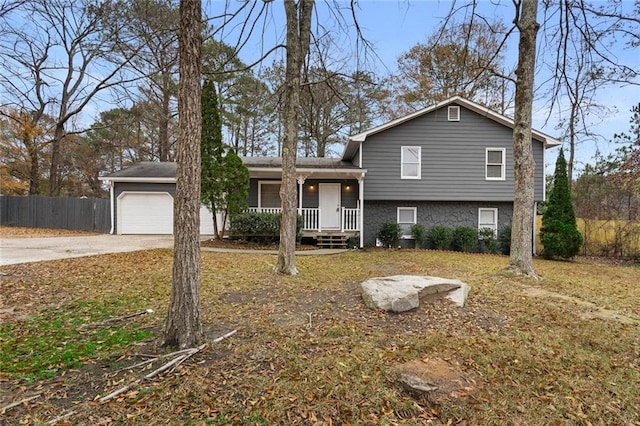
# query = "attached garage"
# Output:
<box><xmin>118</xmin><ymin>191</ymin><xmax>173</xmax><ymax>235</ymax></box>
<box><xmin>100</xmin><ymin>162</ymin><xmax>219</xmax><ymax>235</ymax></box>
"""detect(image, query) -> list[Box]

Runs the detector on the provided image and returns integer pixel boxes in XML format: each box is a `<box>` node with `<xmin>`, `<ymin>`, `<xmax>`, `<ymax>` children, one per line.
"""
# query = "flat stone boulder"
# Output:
<box><xmin>391</xmin><ymin>358</ymin><xmax>477</xmax><ymax>401</ymax></box>
<box><xmin>360</xmin><ymin>275</ymin><xmax>470</xmax><ymax>312</ymax></box>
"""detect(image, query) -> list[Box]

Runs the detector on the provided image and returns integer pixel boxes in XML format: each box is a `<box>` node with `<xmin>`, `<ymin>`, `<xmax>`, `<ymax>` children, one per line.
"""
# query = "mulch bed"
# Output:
<box><xmin>200</xmin><ymin>238</ymin><xmax>318</xmax><ymax>251</ymax></box>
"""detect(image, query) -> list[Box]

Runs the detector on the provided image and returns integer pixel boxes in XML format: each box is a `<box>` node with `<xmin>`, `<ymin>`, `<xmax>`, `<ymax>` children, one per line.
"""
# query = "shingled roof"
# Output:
<box><xmin>100</xmin><ymin>157</ymin><xmax>363</xmax><ymax>181</ymax></box>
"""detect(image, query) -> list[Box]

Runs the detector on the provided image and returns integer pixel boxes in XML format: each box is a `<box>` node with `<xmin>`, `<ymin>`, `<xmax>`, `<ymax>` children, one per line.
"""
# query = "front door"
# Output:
<box><xmin>319</xmin><ymin>183</ymin><xmax>341</xmax><ymax>230</ymax></box>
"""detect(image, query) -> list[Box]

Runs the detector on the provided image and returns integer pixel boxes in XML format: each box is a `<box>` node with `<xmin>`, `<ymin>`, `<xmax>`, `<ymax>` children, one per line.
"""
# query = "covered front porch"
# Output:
<box><xmin>242</xmin><ymin>157</ymin><xmax>366</xmax><ymax>246</ymax></box>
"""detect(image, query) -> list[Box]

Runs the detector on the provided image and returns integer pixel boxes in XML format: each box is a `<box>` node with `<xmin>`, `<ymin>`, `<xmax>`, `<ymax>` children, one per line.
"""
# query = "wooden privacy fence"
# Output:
<box><xmin>536</xmin><ymin>216</ymin><xmax>640</xmax><ymax>258</ymax></box>
<box><xmin>0</xmin><ymin>195</ymin><xmax>110</xmax><ymax>233</ymax></box>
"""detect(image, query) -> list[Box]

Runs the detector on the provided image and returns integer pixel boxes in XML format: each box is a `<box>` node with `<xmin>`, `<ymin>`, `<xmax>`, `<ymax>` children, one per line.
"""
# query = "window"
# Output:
<box><xmin>258</xmin><ymin>181</ymin><xmax>281</xmax><ymax>208</ymax></box>
<box><xmin>401</xmin><ymin>146</ymin><xmax>421</xmax><ymax>179</ymax></box>
<box><xmin>478</xmin><ymin>208</ymin><xmax>498</xmax><ymax>237</ymax></box>
<box><xmin>486</xmin><ymin>148</ymin><xmax>505</xmax><ymax>180</ymax></box>
<box><xmin>397</xmin><ymin>207</ymin><xmax>417</xmax><ymax>238</ymax></box>
<box><xmin>448</xmin><ymin>105</ymin><xmax>460</xmax><ymax>121</ymax></box>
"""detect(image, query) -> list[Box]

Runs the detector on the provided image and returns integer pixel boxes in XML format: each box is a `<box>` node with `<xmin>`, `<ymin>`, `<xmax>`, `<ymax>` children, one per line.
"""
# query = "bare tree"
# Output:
<box><xmin>507</xmin><ymin>0</ymin><xmax>540</xmax><ymax>277</ymax></box>
<box><xmin>0</xmin><ymin>0</ymin><xmax>140</xmax><ymax>195</ymax></box>
<box><xmin>541</xmin><ymin>0</ymin><xmax>635</xmax><ymax>184</ymax></box>
<box><xmin>276</xmin><ymin>0</ymin><xmax>314</xmax><ymax>276</ymax></box>
<box><xmin>123</xmin><ymin>0</ymin><xmax>180</xmax><ymax>162</ymax></box>
<box><xmin>164</xmin><ymin>0</ymin><xmax>202</xmax><ymax>348</ymax></box>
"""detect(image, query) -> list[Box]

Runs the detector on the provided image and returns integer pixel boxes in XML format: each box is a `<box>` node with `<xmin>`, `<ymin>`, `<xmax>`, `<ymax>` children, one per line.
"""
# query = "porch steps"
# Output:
<box><xmin>317</xmin><ymin>234</ymin><xmax>349</xmax><ymax>249</ymax></box>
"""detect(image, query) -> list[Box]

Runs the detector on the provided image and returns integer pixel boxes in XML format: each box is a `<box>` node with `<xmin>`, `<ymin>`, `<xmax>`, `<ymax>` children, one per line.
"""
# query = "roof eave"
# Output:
<box><xmin>98</xmin><ymin>177</ymin><xmax>176</xmax><ymax>183</ymax></box>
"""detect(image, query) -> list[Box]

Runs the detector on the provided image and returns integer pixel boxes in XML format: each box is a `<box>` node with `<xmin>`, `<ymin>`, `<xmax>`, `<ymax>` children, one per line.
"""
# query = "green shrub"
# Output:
<box><xmin>377</xmin><ymin>222</ymin><xmax>402</xmax><ymax>248</ymax></box>
<box><xmin>498</xmin><ymin>225</ymin><xmax>512</xmax><ymax>255</ymax></box>
<box><xmin>478</xmin><ymin>227</ymin><xmax>500</xmax><ymax>254</ymax></box>
<box><xmin>229</xmin><ymin>212</ymin><xmax>302</xmax><ymax>244</ymax></box>
<box><xmin>541</xmin><ymin>220</ymin><xmax>584</xmax><ymax>260</ymax></box>
<box><xmin>452</xmin><ymin>226</ymin><xmax>478</xmax><ymax>252</ymax></box>
<box><xmin>540</xmin><ymin>149</ymin><xmax>582</xmax><ymax>260</ymax></box>
<box><xmin>410</xmin><ymin>223</ymin><xmax>427</xmax><ymax>248</ymax></box>
<box><xmin>426</xmin><ymin>226</ymin><xmax>453</xmax><ymax>250</ymax></box>
<box><xmin>346</xmin><ymin>235</ymin><xmax>360</xmax><ymax>249</ymax></box>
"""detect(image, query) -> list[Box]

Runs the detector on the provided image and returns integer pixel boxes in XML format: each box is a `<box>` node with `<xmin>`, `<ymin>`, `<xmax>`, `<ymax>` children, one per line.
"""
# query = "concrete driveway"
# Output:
<box><xmin>0</xmin><ymin>234</ymin><xmax>175</xmax><ymax>266</ymax></box>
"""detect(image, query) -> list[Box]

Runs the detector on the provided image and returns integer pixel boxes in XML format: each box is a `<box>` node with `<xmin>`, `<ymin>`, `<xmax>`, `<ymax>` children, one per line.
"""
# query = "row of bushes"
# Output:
<box><xmin>377</xmin><ymin>222</ymin><xmax>512</xmax><ymax>254</ymax></box>
<box><xmin>229</xmin><ymin>212</ymin><xmax>303</xmax><ymax>243</ymax></box>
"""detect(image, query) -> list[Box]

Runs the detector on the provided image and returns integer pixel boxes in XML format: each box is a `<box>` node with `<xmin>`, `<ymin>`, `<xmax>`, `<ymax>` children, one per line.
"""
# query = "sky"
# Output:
<box><xmin>205</xmin><ymin>0</ymin><xmax>640</xmax><ymax>173</ymax></box>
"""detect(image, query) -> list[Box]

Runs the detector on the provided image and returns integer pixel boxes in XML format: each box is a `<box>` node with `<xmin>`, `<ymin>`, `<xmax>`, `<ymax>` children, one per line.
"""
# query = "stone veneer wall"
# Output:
<box><xmin>363</xmin><ymin>200</ymin><xmax>514</xmax><ymax>246</ymax></box>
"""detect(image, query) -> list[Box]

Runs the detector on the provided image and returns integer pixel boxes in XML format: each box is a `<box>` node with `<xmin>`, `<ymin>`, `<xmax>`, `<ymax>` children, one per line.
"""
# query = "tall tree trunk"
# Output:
<box><xmin>26</xmin><ymin>136</ymin><xmax>40</xmax><ymax>195</ymax></box>
<box><xmin>276</xmin><ymin>0</ymin><xmax>313</xmax><ymax>275</ymax></box>
<box><xmin>568</xmin><ymin>102</ymin><xmax>576</xmax><ymax>187</ymax></box>
<box><xmin>164</xmin><ymin>0</ymin><xmax>202</xmax><ymax>348</ymax></box>
<box><xmin>507</xmin><ymin>0</ymin><xmax>540</xmax><ymax>277</ymax></box>
<box><xmin>159</xmin><ymin>71</ymin><xmax>172</xmax><ymax>162</ymax></box>
<box><xmin>48</xmin><ymin>125</ymin><xmax>64</xmax><ymax>196</ymax></box>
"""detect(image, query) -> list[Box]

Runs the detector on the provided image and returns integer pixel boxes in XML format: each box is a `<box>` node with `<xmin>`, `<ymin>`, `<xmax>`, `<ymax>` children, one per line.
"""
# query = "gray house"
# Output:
<box><xmin>100</xmin><ymin>96</ymin><xmax>559</xmax><ymax>247</ymax></box>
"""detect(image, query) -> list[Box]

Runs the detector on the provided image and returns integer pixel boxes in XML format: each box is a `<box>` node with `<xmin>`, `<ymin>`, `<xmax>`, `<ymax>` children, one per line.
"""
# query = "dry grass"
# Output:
<box><xmin>0</xmin><ymin>226</ymin><xmax>96</xmax><ymax>238</ymax></box>
<box><xmin>1</xmin><ymin>249</ymin><xmax>639</xmax><ymax>425</ymax></box>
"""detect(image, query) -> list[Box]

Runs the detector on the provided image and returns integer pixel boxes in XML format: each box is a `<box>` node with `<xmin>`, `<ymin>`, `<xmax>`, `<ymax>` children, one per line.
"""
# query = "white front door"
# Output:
<box><xmin>319</xmin><ymin>183</ymin><xmax>341</xmax><ymax>230</ymax></box>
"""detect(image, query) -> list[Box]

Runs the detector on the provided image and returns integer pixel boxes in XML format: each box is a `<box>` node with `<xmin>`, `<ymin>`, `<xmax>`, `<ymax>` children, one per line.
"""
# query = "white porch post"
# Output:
<box><xmin>358</xmin><ymin>174</ymin><xmax>364</xmax><ymax>248</ymax></box>
<box><xmin>108</xmin><ymin>180</ymin><xmax>115</xmax><ymax>234</ymax></box>
<box><xmin>296</xmin><ymin>176</ymin><xmax>305</xmax><ymax>211</ymax></box>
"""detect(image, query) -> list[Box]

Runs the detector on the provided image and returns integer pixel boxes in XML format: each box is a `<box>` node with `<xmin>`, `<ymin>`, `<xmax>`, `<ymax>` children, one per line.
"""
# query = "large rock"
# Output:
<box><xmin>360</xmin><ymin>275</ymin><xmax>470</xmax><ymax>312</ymax></box>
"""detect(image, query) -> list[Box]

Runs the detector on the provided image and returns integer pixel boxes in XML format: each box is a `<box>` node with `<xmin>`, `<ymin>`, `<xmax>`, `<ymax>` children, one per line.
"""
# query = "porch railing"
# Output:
<box><xmin>341</xmin><ymin>208</ymin><xmax>360</xmax><ymax>232</ymax></box>
<box><xmin>248</xmin><ymin>207</ymin><xmax>359</xmax><ymax>232</ymax></box>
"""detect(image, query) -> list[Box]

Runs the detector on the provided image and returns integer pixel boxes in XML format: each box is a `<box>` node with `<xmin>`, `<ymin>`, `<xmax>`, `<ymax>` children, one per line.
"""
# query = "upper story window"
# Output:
<box><xmin>448</xmin><ymin>106</ymin><xmax>460</xmax><ymax>121</ymax></box>
<box><xmin>478</xmin><ymin>208</ymin><xmax>498</xmax><ymax>237</ymax></box>
<box><xmin>486</xmin><ymin>148</ymin><xmax>506</xmax><ymax>180</ymax></box>
<box><xmin>401</xmin><ymin>146</ymin><xmax>421</xmax><ymax>179</ymax></box>
<box><xmin>397</xmin><ymin>207</ymin><xmax>417</xmax><ymax>238</ymax></box>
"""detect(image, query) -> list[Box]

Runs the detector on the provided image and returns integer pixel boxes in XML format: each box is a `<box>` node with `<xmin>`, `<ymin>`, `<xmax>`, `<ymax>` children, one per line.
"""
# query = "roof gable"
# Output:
<box><xmin>342</xmin><ymin>96</ymin><xmax>560</xmax><ymax>160</ymax></box>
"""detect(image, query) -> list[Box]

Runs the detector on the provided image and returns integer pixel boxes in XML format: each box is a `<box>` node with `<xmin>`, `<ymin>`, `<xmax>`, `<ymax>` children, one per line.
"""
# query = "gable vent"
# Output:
<box><xmin>448</xmin><ymin>105</ymin><xmax>460</xmax><ymax>121</ymax></box>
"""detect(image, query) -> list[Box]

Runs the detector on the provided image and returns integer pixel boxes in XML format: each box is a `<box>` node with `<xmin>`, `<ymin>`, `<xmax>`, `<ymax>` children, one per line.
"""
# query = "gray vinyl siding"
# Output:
<box><xmin>362</xmin><ymin>104</ymin><xmax>546</xmax><ymax>202</ymax></box>
<box><xmin>113</xmin><ymin>182</ymin><xmax>176</xmax><ymax>233</ymax></box>
<box><xmin>363</xmin><ymin>200</ymin><xmax>513</xmax><ymax>246</ymax></box>
<box><xmin>248</xmin><ymin>178</ymin><xmax>359</xmax><ymax>209</ymax></box>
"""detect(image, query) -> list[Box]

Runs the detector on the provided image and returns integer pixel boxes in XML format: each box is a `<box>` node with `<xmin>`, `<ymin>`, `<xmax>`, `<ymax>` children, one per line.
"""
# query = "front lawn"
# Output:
<box><xmin>1</xmin><ymin>249</ymin><xmax>638</xmax><ymax>425</ymax></box>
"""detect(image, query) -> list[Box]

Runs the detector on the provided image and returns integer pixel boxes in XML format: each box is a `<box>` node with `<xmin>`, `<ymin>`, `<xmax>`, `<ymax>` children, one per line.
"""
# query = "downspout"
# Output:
<box><xmin>532</xmin><ymin>202</ymin><xmax>537</xmax><ymax>256</ymax></box>
<box><xmin>359</xmin><ymin>173</ymin><xmax>364</xmax><ymax>248</ymax></box>
<box><xmin>108</xmin><ymin>180</ymin><xmax>115</xmax><ymax>234</ymax></box>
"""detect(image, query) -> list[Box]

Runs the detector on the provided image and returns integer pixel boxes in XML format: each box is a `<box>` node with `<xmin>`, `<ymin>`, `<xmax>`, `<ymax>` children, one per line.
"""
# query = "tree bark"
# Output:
<box><xmin>159</xmin><ymin>71</ymin><xmax>172</xmax><ymax>162</ymax></box>
<box><xmin>48</xmin><ymin>124</ymin><xmax>65</xmax><ymax>196</ymax></box>
<box><xmin>276</xmin><ymin>0</ymin><xmax>314</xmax><ymax>275</ymax></box>
<box><xmin>164</xmin><ymin>0</ymin><xmax>202</xmax><ymax>348</ymax></box>
<box><xmin>507</xmin><ymin>0</ymin><xmax>540</xmax><ymax>277</ymax></box>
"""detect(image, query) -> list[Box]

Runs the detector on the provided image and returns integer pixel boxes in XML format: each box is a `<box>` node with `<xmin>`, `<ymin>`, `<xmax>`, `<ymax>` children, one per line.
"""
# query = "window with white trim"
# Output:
<box><xmin>486</xmin><ymin>148</ymin><xmax>506</xmax><ymax>180</ymax></box>
<box><xmin>448</xmin><ymin>105</ymin><xmax>460</xmax><ymax>121</ymax></box>
<box><xmin>478</xmin><ymin>208</ymin><xmax>498</xmax><ymax>237</ymax></box>
<box><xmin>397</xmin><ymin>207</ymin><xmax>417</xmax><ymax>238</ymax></box>
<box><xmin>258</xmin><ymin>181</ymin><xmax>281</xmax><ymax>208</ymax></box>
<box><xmin>401</xmin><ymin>146</ymin><xmax>421</xmax><ymax>179</ymax></box>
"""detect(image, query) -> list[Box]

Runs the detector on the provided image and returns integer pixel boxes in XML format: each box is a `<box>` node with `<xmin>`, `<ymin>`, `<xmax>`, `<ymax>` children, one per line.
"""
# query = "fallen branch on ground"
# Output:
<box><xmin>99</xmin><ymin>329</ymin><xmax>237</xmax><ymax>404</ymax></box>
<box><xmin>80</xmin><ymin>309</ymin><xmax>154</xmax><ymax>330</ymax></box>
<box><xmin>0</xmin><ymin>394</ymin><xmax>41</xmax><ymax>414</ymax></box>
<box><xmin>46</xmin><ymin>410</ymin><xmax>77</xmax><ymax>425</ymax></box>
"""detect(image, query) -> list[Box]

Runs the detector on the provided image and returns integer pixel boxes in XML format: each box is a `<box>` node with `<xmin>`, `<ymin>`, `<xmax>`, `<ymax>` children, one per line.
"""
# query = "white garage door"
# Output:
<box><xmin>118</xmin><ymin>192</ymin><xmax>173</xmax><ymax>235</ymax></box>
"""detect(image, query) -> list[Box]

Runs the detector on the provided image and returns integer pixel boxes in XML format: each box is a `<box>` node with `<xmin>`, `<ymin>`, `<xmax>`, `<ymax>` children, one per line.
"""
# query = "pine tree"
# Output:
<box><xmin>201</xmin><ymin>79</ymin><xmax>225</xmax><ymax>238</ymax></box>
<box><xmin>540</xmin><ymin>149</ymin><xmax>583</xmax><ymax>259</ymax></box>
<box><xmin>200</xmin><ymin>78</ymin><xmax>249</xmax><ymax>239</ymax></box>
